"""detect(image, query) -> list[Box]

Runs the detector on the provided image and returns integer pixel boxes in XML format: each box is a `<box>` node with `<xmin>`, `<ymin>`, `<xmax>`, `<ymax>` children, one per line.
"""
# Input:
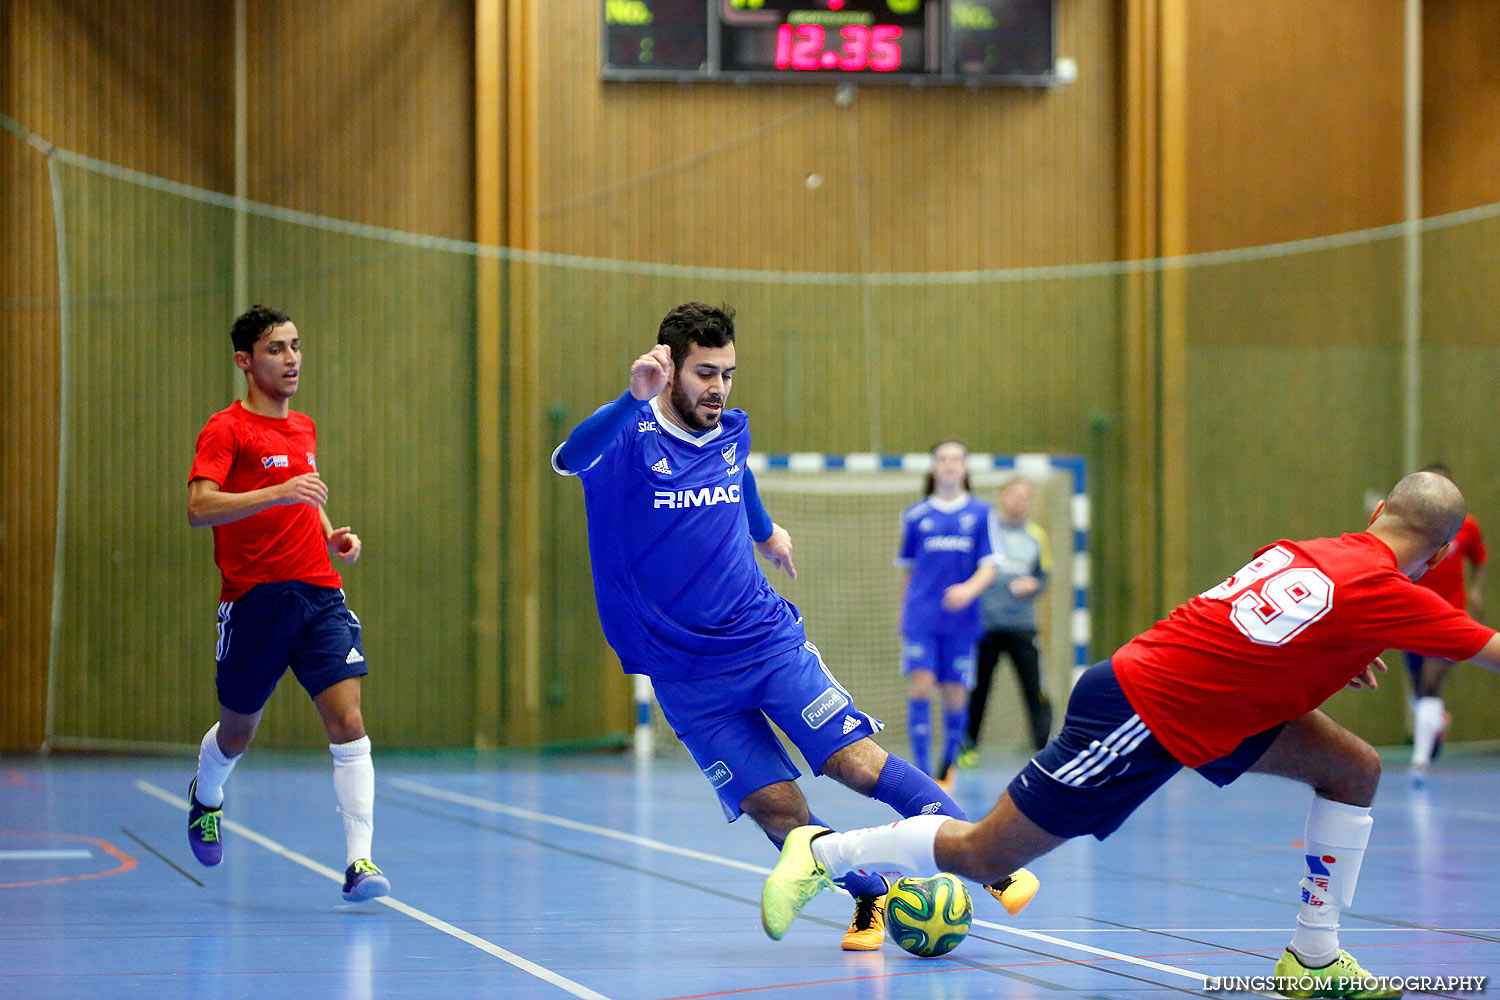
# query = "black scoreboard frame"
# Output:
<box><xmin>601</xmin><ymin>0</ymin><xmax>1060</xmax><ymax>88</ymax></box>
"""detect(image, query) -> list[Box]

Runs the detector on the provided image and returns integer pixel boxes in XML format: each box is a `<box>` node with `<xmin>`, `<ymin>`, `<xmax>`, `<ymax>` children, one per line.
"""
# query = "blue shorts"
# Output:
<box><xmin>214</xmin><ymin>582</ymin><xmax>368</xmax><ymax>715</ymax></box>
<box><xmin>1006</xmin><ymin>659</ymin><xmax>1284</xmax><ymax>840</ymax></box>
<box><xmin>652</xmin><ymin>641</ymin><xmax>884</xmax><ymax>822</ymax></box>
<box><xmin>901</xmin><ymin>632</ymin><xmax>977</xmax><ymax>688</ymax></box>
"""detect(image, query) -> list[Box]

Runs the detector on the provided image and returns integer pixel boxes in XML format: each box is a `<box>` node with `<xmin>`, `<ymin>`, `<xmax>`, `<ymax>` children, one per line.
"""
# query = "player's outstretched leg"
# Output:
<box><xmin>761</xmin><ymin>826</ymin><xmax>835</xmax><ymax>940</ymax></box>
<box><xmin>837</xmin><ymin>749</ymin><xmax>1039</xmax><ymax>914</ymax></box>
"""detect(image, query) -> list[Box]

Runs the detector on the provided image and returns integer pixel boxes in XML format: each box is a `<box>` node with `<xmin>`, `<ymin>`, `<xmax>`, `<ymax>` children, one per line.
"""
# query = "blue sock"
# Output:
<box><xmin>907</xmin><ymin>699</ymin><xmax>932</xmax><ymax>776</ymax></box>
<box><xmin>870</xmin><ymin>754</ymin><xmax>966</xmax><ymax>821</ymax></box>
<box><xmin>941</xmin><ymin>705</ymin><xmax>968</xmax><ymax>774</ymax></box>
<box><xmin>764</xmin><ymin>812</ymin><xmax>886</xmax><ymax>898</ymax></box>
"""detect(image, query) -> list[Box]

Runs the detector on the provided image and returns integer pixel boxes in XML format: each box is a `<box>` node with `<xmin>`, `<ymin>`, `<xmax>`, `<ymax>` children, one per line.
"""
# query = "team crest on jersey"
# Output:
<box><xmin>261</xmin><ymin>454</ymin><xmax>289</xmax><ymax>468</ymax></box>
<box><xmin>959</xmin><ymin>513</ymin><xmax>976</xmax><ymax>531</ymax></box>
<box><xmin>721</xmin><ymin>443</ymin><xmax>736</xmax><ymax>465</ymax></box>
<box><xmin>651</xmin><ymin>457</ymin><xmax>672</xmax><ymax>475</ymax></box>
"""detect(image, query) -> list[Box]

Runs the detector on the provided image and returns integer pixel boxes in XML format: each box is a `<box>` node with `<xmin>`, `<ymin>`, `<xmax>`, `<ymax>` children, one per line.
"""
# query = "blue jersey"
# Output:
<box><xmin>553</xmin><ymin>395</ymin><xmax>807</xmax><ymax>680</ymax></box>
<box><xmin>896</xmin><ymin>494</ymin><xmax>1000</xmax><ymax>638</ymax></box>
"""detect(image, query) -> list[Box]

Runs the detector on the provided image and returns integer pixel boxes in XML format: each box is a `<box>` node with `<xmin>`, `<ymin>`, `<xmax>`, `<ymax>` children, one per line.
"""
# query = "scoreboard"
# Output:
<box><xmin>602</xmin><ymin>0</ymin><xmax>1058</xmax><ymax>86</ymax></box>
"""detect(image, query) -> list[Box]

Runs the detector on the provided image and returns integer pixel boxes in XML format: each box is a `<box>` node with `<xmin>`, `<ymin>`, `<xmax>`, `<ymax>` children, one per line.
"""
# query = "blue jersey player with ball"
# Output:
<box><xmin>553</xmin><ymin>302</ymin><xmax>1037</xmax><ymax>950</ymax></box>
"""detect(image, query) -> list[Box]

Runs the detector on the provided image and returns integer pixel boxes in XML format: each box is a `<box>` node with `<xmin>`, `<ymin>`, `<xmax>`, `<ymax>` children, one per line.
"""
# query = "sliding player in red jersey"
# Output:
<box><xmin>764</xmin><ymin>471</ymin><xmax>1499</xmax><ymax>999</ymax></box>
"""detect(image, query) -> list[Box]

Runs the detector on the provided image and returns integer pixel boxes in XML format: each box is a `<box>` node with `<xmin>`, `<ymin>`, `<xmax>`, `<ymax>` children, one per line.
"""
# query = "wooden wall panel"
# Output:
<box><xmin>1424</xmin><ymin>1</ymin><xmax>1500</xmax><ymax>215</ymax></box>
<box><xmin>245</xmin><ymin>0</ymin><xmax>474</xmax><ymax>239</ymax></box>
<box><xmin>535</xmin><ymin>0</ymin><xmax>1118</xmax><ymax>271</ymax></box>
<box><xmin>1180</xmin><ymin>0</ymin><xmax>1406</xmax><ymax>253</ymax></box>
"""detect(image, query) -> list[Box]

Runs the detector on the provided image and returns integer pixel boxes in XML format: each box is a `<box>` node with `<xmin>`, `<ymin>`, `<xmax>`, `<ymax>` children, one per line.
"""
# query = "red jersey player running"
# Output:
<box><xmin>763</xmin><ymin>471</ymin><xmax>1499</xmax><ymax>999</ymax></box>
<box><xmin>1404</xmin><ymin>464</ymin><xmax>1487</xmax><ymax>783</ymax></box>
<box><xmin>185</xmin><ymin>305</ymin><xmax>388</xmax><ymax>902</ymax></box>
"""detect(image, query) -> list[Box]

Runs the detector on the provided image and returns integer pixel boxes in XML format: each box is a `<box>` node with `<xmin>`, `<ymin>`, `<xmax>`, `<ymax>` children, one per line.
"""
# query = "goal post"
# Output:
<box><xmin>636</xmin><ymin>452</ymin><xmax>1090</xmax><ymax>760</ymax></box>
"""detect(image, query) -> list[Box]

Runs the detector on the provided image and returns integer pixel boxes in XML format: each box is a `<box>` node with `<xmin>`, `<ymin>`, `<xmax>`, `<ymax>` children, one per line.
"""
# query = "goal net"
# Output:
<box><xmin>641</xmin><ymin>453</ymin><xmax>1089</xmax><ymax>761</ymax></box>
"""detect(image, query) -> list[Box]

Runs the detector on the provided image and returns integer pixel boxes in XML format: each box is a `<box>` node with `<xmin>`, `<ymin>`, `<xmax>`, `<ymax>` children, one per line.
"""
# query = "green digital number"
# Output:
<box><xmin>605</xmin><ymin>0</ymin><xmax>653</xmax><ymax>26</ymax></box>
<box><xmin>950</xmin><ymin>1</ymin><xmax>995</xmax><ymax>30</ymax></box>
<box><xmin>887</xmin><ymin>0</ymin><xmax>920</xmax><ymax>14</ymax></box>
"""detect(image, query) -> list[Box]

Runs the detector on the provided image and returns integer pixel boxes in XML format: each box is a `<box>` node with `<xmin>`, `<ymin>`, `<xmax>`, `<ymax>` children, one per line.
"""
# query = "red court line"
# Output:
<box><xmin>0</xmin><ymin>829</ymin><xmax>136</xmax><ymax>890</ymax></box>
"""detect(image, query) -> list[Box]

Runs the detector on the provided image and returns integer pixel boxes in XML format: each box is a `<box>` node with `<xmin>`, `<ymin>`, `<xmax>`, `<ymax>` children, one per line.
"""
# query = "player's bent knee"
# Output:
<box><xmin>324</xmin><ymin>711</ymin><xmax>366</xmax><ymax>744</ymax></box>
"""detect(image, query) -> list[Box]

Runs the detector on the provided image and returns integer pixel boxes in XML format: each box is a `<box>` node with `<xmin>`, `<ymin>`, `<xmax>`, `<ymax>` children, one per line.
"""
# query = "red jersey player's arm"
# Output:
<box><xmin>187</xmin><ymin>474</ymin><xmax>327</xmax><ymax>528</ymax></box>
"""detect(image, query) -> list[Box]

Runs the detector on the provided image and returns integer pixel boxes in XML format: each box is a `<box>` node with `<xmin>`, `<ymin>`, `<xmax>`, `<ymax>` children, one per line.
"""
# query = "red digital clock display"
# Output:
<box><xmin>773</xmin><ymin>23</ymin><xmax>904</xmax><ymax>73</ymax></box>
<box><xmin>719</xmin><ymin>0</ymin><xmax>929</xmax><ymax>76</ymax></box>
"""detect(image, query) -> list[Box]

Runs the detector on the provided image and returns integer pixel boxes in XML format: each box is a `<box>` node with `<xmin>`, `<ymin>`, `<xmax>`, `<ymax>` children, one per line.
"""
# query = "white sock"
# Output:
<box><xmin>810</xmin><ymin>814</ymin><xmax>949</xmax><ymax>881</ymax></box>
<box><xmin>1289</xmin><ymin>796</ymin><xmax>1373</xmax><ymax>967</ymax></box>
<box><xmin>1412</xmin><ymin>696</ymin><xmax>1444</xmax><ymax>767</ymax></box>
<box><xmin>330</xmin><ymin>736</ymin><xmax>375</xmax><ymax>866</ymax></box>
<box><xmin>194</xmin><ymin>723</ymin><xmax>239</xmax><ymax>808</ymax></box>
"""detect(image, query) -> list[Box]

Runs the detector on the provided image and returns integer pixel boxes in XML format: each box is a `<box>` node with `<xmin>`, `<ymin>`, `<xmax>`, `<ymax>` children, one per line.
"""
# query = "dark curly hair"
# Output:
<box><xmin>231</xmin><ymin>304</ymin><xmax>291</xmax><ymax>354</ymax></box>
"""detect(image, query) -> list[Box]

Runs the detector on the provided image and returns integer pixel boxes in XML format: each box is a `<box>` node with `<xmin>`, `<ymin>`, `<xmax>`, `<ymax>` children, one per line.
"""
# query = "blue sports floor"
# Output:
<box><xmin>3</xmin><ymin>747</ymin><xmax>1497</xmax><ymax>999</ymax></box>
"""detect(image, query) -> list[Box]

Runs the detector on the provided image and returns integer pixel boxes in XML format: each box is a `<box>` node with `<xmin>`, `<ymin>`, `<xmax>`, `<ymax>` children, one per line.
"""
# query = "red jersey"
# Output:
<box><xmin>1113</xmin><ymin>532</ymin><xmax>1493</xmax><ymax>768</ymax></box>
<box><xmin>190</xmin><ymin>400</ymin><xmax>341</xmax><ymax>602</ymax></box>
<box><xmin>1414</xmin><ymin>514</ymin><xmax>1485</xmax><ymax>609</ymax></box>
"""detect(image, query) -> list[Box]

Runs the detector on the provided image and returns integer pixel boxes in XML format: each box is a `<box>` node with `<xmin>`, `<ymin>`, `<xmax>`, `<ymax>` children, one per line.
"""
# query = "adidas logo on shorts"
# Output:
<box><xmin>346</xmin><ymin>647</ymin><xmax>364</xmax><ymax>664</ymax></box>
<box><xmin>651</xmin><ymin>457</ymin><xmax>671</xmax><ymax>475</ymax></box>
<box><xmin>841</xmin><ymin>715</ymin><xmax>860</xmax><ymax>735</ymax></box>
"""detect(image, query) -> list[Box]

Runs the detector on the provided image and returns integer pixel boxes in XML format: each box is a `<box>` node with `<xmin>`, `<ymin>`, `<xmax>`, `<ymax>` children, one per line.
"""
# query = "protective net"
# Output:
<box><xmin>22</xmin><ymin>137</ymin><xmax>1500</xmax><ymax>750</ymax></box>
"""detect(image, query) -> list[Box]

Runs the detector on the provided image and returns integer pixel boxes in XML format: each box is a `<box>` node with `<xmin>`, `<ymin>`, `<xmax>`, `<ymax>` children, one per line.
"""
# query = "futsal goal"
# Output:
<box><xmin>637</xmin><ymin>453</ymin><xmax>1090</xmax><ymax>761</ymax></box>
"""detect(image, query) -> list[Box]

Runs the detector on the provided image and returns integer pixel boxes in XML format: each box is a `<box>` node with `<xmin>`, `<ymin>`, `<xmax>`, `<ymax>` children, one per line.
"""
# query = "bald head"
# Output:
<box><xmin>1374</xmin><ymin>471</ymin><xmax>1467</xmax><ymax>553</ymax></box>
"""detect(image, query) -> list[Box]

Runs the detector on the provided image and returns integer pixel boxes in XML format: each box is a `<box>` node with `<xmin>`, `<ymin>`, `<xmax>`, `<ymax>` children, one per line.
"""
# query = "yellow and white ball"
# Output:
<box><xmin>885</xmin><ymin>873</ymin><xmax>973</xmax><ymax>957</ymax></box>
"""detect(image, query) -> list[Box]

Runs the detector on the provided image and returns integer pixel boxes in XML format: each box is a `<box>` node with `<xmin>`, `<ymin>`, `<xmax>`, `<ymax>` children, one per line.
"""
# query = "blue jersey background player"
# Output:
<box><xmin>552</xmin><ymin>302</ymin><xmax>1036</xmax><ymax>950</ymax></box>
<box><xmin>897</xmin><ymin>441</ymin><xmax>1000</xmax><ymax>782</ymax></box>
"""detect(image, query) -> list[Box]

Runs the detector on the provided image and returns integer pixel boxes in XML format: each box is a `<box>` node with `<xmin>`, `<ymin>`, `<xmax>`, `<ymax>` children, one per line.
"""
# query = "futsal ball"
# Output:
<box><xmin>885</xmin><ymin>873</ymin><xmax>973</xmax><ymax>957</ymax></box>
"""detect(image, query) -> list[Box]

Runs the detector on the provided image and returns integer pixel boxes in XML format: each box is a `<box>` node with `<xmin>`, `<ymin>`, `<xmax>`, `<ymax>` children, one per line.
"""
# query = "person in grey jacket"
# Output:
<box><xmin>963</xmin><ymin>477</ymin><xmax>1052</xmax><ymax>759</ymax></box>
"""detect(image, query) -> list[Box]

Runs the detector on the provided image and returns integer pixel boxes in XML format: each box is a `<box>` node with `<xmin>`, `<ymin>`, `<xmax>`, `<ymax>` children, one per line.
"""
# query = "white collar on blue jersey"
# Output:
<box><xmin>649</xmin><ymin>394</ymin><xmax>725</xmax><ymax>447</ymax></box>
<box><xmin>925</xmin><ymin>492</ymin><xmax>972</xmax><ymax>513</ymax></box>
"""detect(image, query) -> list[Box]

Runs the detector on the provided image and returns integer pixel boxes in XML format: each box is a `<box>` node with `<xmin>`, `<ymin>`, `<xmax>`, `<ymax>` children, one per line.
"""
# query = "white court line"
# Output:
<box><xmin>968</xmin><ymin>919</ymin><xmax>1209</xmax><ymax>984</ymax></box>
<box><xmin>0</xmin><ymin>849</ymin><xmax>92</xmax><ymax>860</ymax></box>
<box><xmin>134</xmin><ymin>780</ymin><xmax>613</xmax><ymax>1000</ymax></box>
<box><xmin>392</xmin><ymin>778</ymin><xmax>1213</xmax><ymax>988</ymax></box>
<box><xmin>387</xmin><ymin>777</ymin><xmax>772</xmax><ymax>875</ymax></box>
